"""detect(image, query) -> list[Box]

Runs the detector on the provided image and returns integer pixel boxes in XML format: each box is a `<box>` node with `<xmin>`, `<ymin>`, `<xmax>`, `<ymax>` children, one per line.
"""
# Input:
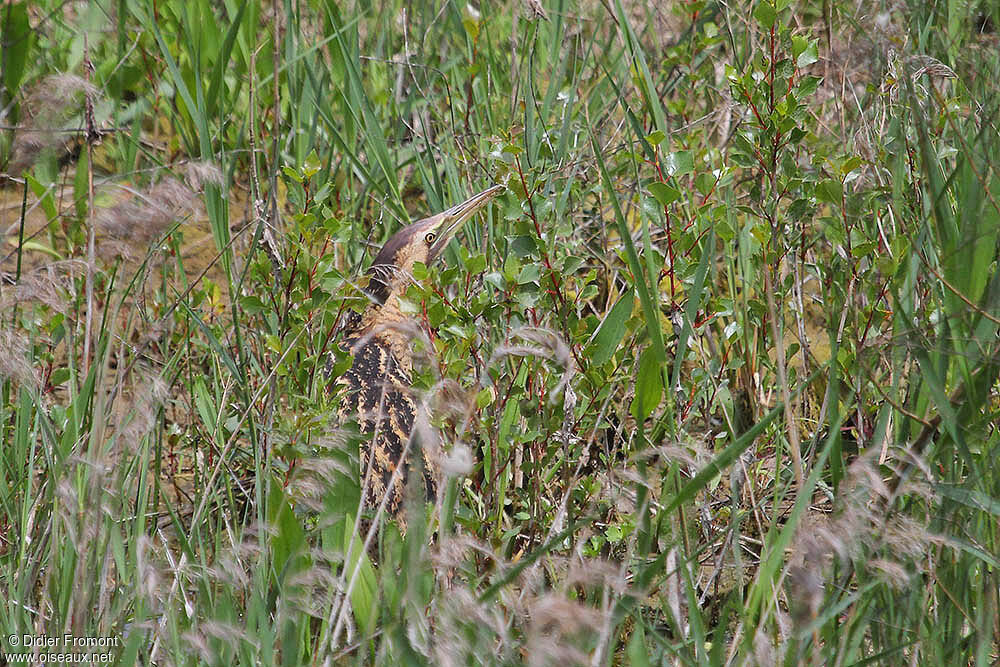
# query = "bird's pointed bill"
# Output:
<box><xmin>427</xmin><ymin>184</ymin><xmax>505</xmax><ymax>261</ymax></box>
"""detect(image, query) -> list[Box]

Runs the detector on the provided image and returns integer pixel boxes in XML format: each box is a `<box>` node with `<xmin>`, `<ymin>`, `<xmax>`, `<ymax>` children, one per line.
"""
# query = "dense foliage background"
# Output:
<box><xmin>1</xmin><ymin>0</ymin><xmax>998</xmax><ymax>663</ymax></box>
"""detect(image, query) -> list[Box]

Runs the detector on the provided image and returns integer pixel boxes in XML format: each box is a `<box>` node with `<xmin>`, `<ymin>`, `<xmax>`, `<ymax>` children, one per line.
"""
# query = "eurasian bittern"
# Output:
<box><xmin>336</xmin><ymin>184</ymin><xmax>505</xmax><ymax>522</ymax></box>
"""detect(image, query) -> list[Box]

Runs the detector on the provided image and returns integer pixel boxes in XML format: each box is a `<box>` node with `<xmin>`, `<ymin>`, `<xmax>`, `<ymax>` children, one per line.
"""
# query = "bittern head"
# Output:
<box><xmin>364</xmin><ymin>184</ymin><xmax>504</xmax><ymax>307</ymax></box>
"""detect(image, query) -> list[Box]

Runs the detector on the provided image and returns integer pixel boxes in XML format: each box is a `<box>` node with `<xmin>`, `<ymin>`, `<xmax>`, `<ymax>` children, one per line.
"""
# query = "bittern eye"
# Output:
<box><xmin>424</xmin><ymin>231</ymin><xmax>437</xmax><ymax>245</ymax></box>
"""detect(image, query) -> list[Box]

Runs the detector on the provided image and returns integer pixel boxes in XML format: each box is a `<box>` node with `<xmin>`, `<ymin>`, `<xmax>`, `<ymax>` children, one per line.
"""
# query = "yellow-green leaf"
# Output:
<box><xmin>588</xmin><ymin>289</ymin><xmax>634</xmax><ymax>365</ymax></box>
<box><xmin>632</xmin><ymin>347</ymin><xmax>663</xmax><ymax>420</ymax></box>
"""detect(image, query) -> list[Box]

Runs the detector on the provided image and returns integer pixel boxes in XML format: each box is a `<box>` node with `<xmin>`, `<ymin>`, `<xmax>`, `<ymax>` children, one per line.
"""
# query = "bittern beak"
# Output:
<box><xmin>425</xmin><ymin>184</ymin><xmax>505</xmax><ymax>263</ymax></box>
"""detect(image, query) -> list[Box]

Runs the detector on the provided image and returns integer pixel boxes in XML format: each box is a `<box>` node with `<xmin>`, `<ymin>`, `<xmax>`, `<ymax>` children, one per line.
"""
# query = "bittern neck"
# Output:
<box><xmin>350</xmin><ymin>287</ymin><xmax>419</xmax><ymax>377</ymax></box>
<box><xmin>359</xmin><ymin>290</ymin><xmax>411</xmax><ymax>332</ymax></box>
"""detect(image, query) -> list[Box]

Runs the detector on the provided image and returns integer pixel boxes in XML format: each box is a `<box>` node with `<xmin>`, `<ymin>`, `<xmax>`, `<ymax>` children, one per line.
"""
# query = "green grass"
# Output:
<box><xmin>1</xmin><ymin>0</ymin><xmax>999</xmax><ymax>664</ymax></box>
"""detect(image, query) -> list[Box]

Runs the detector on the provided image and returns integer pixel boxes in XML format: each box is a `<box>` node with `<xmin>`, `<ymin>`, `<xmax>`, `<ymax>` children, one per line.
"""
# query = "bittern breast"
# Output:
<box><xmin>338</xmin><ymin>330</ymin><xmax>435</xmax><ymax>519</ymax></box>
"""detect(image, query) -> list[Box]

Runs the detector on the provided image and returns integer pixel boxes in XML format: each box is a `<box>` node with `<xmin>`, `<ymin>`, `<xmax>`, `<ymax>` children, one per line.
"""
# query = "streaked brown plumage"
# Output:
<box><xmin>336</xmin><ymin>185</ymin><xmax>504</xmax><ymax>522</ymax></box>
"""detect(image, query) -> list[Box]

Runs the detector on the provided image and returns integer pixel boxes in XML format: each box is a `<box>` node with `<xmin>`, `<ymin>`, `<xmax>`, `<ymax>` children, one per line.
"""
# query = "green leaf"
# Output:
<box><xmin>588</xmin><ymin>289</ymin><xmax>635</xmax><ymax>365</ymax></box>
<box><xmin>269</xmin><ymin>485</ymin><xmax>308</xmax><ymax>586</ymax></box>
<box><xmin>303</xmin><ymin>149</ymin><xmax>322</xmax><ymax>178</ymax></box>
<box><xmin>796</xmin><ymin>40</ymin><xmax>819</xmax><ymax>68</ymax></box>
<box><xmin>562</xmin><ymin>254</ymin><xmax>584</xmax><ymax>274</ymax></box>
<box><xmin>344</xmin><ymin>521</ymin><xmax>379</xmax><ymax>637</ymax></box>
<box><xmin>1</xmin><ymin>4</ymin><xmax>34</xmax><ymax>99</ymax></box>
<box><xmin>20</xmin><ymin>240</ymin><xmax>60</xmax><ymax>258</ymax></box>
<box><xmin>664</xmin><ymin>150</ymin><xmax>694</xmax><ymax>177</ymax></box>
<box><xmin>792</xmin><ymin>35</ymin><xmax>808</xmax><ymax>59</ymax></box>
<box><xmin>484</xmin><ymin>272</ymin><xmax>505</xmax><ymax>290</ymax></box>
<box><xmin>239</xmin><ymin>295</ymin><xmax>267</xmax><ymax>315</ymax></box>
<box><xmin>25</xmin><ymin>173</ymin><xmax>57</xmax><ymax>221</ymax></box>
<box><xmin>205</xmin><ymin>0</ymin><xmax>247</xmax><ymax>115</ymax></box>
<box><xmin>695</xmin><ymin>172</ymin><xmax>717</xmax><ymax>197</ymax></box>
<box><xmin>50</xmin><ymin>367</ymin><xmax>70</xmax><ymax>386</ymax></box>
<box><xmin>626</xmin><ymin>623</ymin><xmax>650</xmax><ymax>667</ymax></box>
<box><xmin>476</xmin><ymin>388</ymin><xmax>493</xmax><ymax>409</ymax></box>
<box><xmin>646</xmin><ymin>130</ymin><xmax>666</xmax><ymax>146</ymax></box>
<box><xmin>466</xmin><ymin>252</ymin><xmax>488</xmax><ymax>274</ymax></box>
<box><xmin>851</xmin><ymin>241</ymin><xmax>878</xmax><ymax>258</ymax></box>
<box><xmin>840</xmin><ymin>156</ymin><xmax>863</xmax><ymax>176</ymax></box>
<box><xmin>517</xmin><ymin>264</ymin><xmax>541</xmax><ymax>284</ymax></box>
<box><xmin>753</xmin><ymin>1</ymin><xmax>776</xmax><ymax>28</ymax></box>
<box><xmin>192</xmin><ymin>377</ymin><xmax>218</xmax><ymax>434</ymax></box>
<box><xmin>648</xmin><ymin>182</ymin><xmax>681</xmax><ymax>206</ymax></box>
<box><xmin>796</xmin><ymin>75</ymin><xmax>822</xmax><ymax>97</ymax></box>
<box><xmin>815</xmin><ymin>178</ymin><xmax>843</xmax><ymax>204</ymax></box>
<box><xmin>631</xmin><ymin>347</ymin><xmax>663</xmax><ymax>420</ymax></box>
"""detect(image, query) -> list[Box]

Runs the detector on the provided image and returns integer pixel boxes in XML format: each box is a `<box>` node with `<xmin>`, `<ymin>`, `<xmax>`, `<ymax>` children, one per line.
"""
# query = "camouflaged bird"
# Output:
<box><xmin>335</xmin><ymin>185</ymin><xmax>504</xmax><ymax>522</ymax></box>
